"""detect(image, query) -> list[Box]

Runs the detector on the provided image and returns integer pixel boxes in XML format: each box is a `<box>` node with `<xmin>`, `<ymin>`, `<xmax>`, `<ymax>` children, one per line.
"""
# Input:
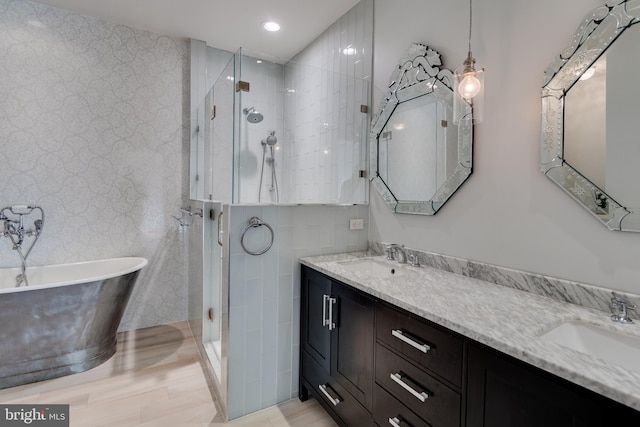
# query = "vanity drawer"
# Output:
<box><xmin>302</xmin><ymin>352</ymin><xmax>373</xmax><ymax>426</ymax></box>
<box><xmin>377</xmin><ymin>302</ymin><xmax>463</xmax><ymax>387</ymax></box>
<box><xmin>375</xmin><ymin>344</ymin><xmax>461</xmax><ymax>427</ymax></box>
<box><xmin>374</xmin><ymin>384</ymin><xmax>434</xmax><ymax>427</ymax></box>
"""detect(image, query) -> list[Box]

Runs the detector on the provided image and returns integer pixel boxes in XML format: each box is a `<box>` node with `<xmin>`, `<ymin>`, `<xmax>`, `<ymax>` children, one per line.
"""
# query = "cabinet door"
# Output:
<box><xmin>331</xmin><ymin>281</ymin><xmax>375</xmax><ymax>411</ymax></box>
<box><xmin>466</xmin><ymin>344</ymin><xmax>640</xmax><ymax>427</ymax></box>
<box><xmin>301</xmin><ymin>266</ymin><xmax>332</xmax><ymax>373</ymax></box>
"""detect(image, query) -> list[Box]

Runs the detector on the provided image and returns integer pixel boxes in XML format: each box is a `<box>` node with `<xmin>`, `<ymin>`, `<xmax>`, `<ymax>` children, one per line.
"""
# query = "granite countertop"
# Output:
<box><xmin>300</xmin><ymin>252</ymin><xmax>640</xmax><ymax>411</ymax></box>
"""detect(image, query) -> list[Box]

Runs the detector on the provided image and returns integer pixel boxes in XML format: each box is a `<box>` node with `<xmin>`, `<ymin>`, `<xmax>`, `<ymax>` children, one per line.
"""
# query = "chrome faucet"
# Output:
<box><xmin>611</xmin><ymin>292</ymin><xmax>636</xmax><ymax>323</ymax></box>
<box><xmin>1</xmin><ymin>205</ymin><xmax>45</xmax><ymax>287</ymax></box>
<box><xmin>385</xmin><ymin>244</ymin><xmax>408</xmax><ymax>264</ymax></box>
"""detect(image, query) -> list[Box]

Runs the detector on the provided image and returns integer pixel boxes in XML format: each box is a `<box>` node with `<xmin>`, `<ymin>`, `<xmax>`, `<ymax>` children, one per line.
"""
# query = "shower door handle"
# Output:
<box><xmin>217</xmin><ymin>211</ymin><xmax>224</xmax><ymax>247</ymax></box>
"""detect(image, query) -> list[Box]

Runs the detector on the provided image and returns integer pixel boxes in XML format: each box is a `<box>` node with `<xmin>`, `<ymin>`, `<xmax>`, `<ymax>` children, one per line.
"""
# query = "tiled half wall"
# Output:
<box><xmin>225</xmin><ymin>204</ymin><xmax>369</xmax><ymax>419</ymax></box>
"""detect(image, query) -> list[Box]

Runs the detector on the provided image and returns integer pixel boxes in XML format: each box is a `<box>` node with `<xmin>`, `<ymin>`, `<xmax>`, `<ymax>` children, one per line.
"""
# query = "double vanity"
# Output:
<box><xmin>298</xmin><ymin>1</ymin><xmax>640</xmax><ymax>425</ymax></box>
<box><xmin>299</xmin><ymin>250</ymin><xmax>640</xmax><ymax>426</ymax></box>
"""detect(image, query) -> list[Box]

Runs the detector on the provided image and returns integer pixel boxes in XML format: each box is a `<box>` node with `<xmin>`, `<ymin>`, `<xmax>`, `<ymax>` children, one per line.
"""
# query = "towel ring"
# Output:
<box><xmin>240</xmin><ymin>217</ymin><xmax>274</xmax><ymax>256</ymax></box>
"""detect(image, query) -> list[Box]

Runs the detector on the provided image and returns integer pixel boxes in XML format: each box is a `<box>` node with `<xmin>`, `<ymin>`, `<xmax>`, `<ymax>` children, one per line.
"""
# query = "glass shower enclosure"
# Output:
<box><xmin>193</xmin><ymin>48</ymin><xmax>371</xmax><ymax>205</ymax></box>
<box><xmin>190</xmin><ymin>46</ymin><xmax>370</xmax><ymax>420</ymax></box>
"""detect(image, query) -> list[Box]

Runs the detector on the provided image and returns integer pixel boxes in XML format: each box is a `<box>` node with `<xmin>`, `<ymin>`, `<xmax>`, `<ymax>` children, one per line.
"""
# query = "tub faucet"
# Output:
<box><xmin>386</xmin><ymin>244</ymin><xmax>408</xmax><ymax>264</ymax></box>
<box><xmin>0</xmin><ymin>205</ymin><xmax>45</xmax><ymax>287</ymax></box>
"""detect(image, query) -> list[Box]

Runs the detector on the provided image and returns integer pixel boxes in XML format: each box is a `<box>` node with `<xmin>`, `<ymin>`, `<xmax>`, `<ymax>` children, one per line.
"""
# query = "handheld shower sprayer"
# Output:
<box><xmin>259</xmin><ymin>131</ymin><xmax>280</xmax><ymax>202</ymax></box>
<box><xmin>262</xmin><ymin>131</ymin><xmax>278</xmax><ymax>146</ymax></box>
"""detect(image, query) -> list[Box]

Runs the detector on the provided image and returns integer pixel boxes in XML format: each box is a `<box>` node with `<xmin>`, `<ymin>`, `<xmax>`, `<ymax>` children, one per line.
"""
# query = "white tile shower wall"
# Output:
<box><xmin>283</xmin><ymin>0</ymin><xmax>373</xmax><ymax>204</ymax></box>
<box><xmin>226</xmin><ymin>204</ymin><xmax>369</xmax><ymax>419</ymax></box>
<box><xmin>235</xmin><ymin>55</ymin><xmax>285</xmax><ymax>204</ymax></box>
<box><xmin>190</xmin><ymin>40</ymin><xmax>234</xmax><ymax>113</ymax></box>
<box><xmin>192</xmin><ymin>0</ymin><xmax>374</xmax><ymax>205</ymax></box>
<box><xmin>0</xmin><ymin>0</ymin><xmax>190</xmax><ymax>331</ymax></box>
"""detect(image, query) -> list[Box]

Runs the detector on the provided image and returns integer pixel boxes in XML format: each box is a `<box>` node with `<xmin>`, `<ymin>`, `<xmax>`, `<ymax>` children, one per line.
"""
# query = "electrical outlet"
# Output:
<box><xmin>349</xmin><ymin>219</ymin><xmax>364</xmax><ymax>230</ymax></box>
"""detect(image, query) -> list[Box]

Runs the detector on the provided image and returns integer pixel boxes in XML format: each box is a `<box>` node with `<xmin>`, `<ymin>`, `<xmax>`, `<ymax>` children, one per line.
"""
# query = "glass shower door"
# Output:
<box><xmin>200</xmin><ymin>55</ymin><xmax>236</xmax><ymax>383</ymax></box>
<box><xmin>206</xmin><ymin>53</ymin><xmax>236</xmax><ymax>204</ymax></box>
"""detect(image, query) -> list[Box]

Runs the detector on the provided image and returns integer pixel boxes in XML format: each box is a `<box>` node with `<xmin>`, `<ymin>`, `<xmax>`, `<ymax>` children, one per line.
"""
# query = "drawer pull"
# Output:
<box><xmin>391</xmin><ymin>329</ymin><xmax>431</xmax><ymax>353</ymax></box>
<box><xmin>389</xmin><ymin>416</ymin><xmax>412</xmax><ymax>427</ymax></box>
<box><xmin>390</xmin><ymin>373</ymin><xmax>429</xmax><ymax>402</ymax></box>
<box><xmin>318</xmin><ymin>384</ymin><xmax>341</xmax><ymax>406</ymax></box>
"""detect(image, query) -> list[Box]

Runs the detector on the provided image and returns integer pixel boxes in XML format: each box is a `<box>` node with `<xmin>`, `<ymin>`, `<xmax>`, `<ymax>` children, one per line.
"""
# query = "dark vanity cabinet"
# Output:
<box><xmin>300</xmin><ymin>265</ymin><xmax>640</xmax><ymax>427</ymax></box>
<box><xmin>374</xmin><ymin>303</ymin><xmax>463</xmax><ymax>427</ymax></box>
<box><xmin>466</xmin><ymin>344</ymin><xmax>640</xmax><ymax>427</ymax></box>
<box><xmin>300</xmin><ymin>266</ymin><xmax>375</xmax><ymax>426</ymax></box>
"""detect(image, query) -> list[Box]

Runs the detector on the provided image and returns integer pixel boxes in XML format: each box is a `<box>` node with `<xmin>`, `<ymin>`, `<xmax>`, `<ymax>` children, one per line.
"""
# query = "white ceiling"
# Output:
<box><xmin>31</xmin><ymin>0</ymin><xmax>361</xmax><ymax>61</ymax></box>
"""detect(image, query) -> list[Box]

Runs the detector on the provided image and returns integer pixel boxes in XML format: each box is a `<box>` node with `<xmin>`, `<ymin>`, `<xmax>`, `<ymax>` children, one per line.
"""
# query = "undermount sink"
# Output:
<box><xmin>337</xmin><ymin>258</ymin><xmax>412</xmax><ymax>279</ymax></box>
<box><xmin>539</xmin><ymin>321</ymin><xmax>640</xmax><ymax>373</ymax></box>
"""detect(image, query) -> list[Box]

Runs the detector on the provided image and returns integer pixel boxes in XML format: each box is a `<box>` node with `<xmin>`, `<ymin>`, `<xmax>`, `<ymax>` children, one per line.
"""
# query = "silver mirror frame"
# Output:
<box><xmin>541</xmin><ymin>0</ymin><xmax>640</xmax><ymax>231</ymax></box>
<box><xmin>370</xmin><ymin>43</ymin><xmax>473</xmax><ymax>215</ymax></box>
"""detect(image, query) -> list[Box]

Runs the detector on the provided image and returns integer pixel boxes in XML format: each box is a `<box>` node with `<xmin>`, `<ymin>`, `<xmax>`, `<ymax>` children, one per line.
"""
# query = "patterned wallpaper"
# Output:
<box><xmin>0</xmin><ymin>0</ymin><xmax>190</xmax><ymax>330</ymax></box>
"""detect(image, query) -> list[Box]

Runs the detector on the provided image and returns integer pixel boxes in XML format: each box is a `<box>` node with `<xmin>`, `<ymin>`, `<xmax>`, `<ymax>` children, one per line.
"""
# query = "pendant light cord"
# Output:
<box><xmin>468</xmin><ymin>0</ymin><xmax>473</xmax><ymax>54</ymax></box>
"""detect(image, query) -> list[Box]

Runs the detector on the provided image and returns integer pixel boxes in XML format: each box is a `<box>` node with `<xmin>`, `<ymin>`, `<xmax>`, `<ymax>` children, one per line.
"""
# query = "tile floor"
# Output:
<box><xmin>0</xmin><ymin>322</ymin><xmax>337</xmax><ymax>427</ymax></box>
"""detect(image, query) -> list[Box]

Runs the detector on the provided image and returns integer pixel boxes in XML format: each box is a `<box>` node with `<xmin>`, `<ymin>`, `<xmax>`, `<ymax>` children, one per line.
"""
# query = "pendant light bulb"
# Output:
<box><xmin>458</xmin><ymin>51</ymin><xmax>481</xmax><ymax>100</ymax></box>
<box><xmin>459</xmin><ymin>72</ymin><xmax>481</xmax><ymax>100</ymax></box>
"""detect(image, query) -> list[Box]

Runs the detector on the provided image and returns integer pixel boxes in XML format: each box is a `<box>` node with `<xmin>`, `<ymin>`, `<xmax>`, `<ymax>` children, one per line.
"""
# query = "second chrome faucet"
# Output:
<box><xmin>386</xmin><ymin>243</ymin><xmax>407</xmax><ymax>263</ymax></box>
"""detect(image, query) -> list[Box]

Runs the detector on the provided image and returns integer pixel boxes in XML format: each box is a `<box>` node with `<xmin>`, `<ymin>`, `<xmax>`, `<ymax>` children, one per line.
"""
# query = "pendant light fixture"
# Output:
<box><xmin>453</xmin><ymin>0</ymin><xmax>484</xmax><ymax>124</ymax></box>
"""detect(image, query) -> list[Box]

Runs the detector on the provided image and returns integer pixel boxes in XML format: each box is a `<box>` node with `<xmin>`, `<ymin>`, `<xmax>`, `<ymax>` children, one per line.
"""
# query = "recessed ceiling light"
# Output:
<box><xmin>262</xmin><ymin>21</ymin><xmax>281</xmax><ymax>32</ymax></box>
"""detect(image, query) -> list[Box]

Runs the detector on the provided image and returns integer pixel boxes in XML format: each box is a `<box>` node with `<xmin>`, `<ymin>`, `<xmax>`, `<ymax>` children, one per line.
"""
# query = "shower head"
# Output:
<box><xmin>264</xmin><ymin>131</ymin><xmax>277</xmax><ymax>146</ymax></box>
<box><xmin>242</xmin><ymin>106</ymin><xmax>264</xmax><ymax>123</ymax></box>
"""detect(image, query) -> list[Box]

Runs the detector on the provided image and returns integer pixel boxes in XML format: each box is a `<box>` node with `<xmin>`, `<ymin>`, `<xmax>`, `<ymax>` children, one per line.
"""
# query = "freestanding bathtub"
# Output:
<box><xmin>0</xmin><ymin>257</ymin><xmax>147</xmax><ymax>389</ymax></box>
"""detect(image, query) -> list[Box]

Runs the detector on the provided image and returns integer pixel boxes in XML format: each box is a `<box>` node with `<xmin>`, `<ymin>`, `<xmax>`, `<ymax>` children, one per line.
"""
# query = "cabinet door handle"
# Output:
<box><xmin>328</xmin><ymin>297</ymin><xmax>337</xmax><ymax>330</ymax></box>
<box><xmin>391</xmin><ymin>329</ymin><xmax>431</xmax><ymax>353</ymax></box>
<box><xmin>322</xmin><ymin>294</ymin><xmax>330</xmax><ymax>327</ymax></box>
<box><xmin>318</xmin><ymin>384</ymin><xmax>341</xmax><ymax>406</ymax></box>
<box><xmin>390</xmin><ymin>373</ymin><xmax>429</xmax><ymax>402</ymax></box>
<box><xmin>389</xmin><ymin>417</ymin><xmax>412</xmax><ymax>427</ymax></box>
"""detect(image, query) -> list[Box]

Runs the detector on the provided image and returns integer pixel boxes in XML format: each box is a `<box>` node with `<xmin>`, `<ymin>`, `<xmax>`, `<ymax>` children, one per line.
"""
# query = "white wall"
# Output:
<box><xmin>370</xmin><ymin>0</ymin><xmax>640</xmax><ymax>295</ymax></box>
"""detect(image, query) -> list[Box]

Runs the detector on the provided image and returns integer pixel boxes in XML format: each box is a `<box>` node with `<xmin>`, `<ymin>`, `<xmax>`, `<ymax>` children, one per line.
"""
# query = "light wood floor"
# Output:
<box><xmin>0</xmin><ymin>321</ymin><xmax>337</xmax><ymax>427</ymax></box>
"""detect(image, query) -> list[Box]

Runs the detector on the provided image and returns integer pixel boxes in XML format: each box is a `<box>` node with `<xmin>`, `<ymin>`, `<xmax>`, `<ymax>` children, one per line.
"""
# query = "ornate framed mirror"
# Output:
<box><xmin>370</xmin><ymin>43</ymin><xmax>473</xmax><ymax>215</ymax></box>
<box><xmin>541</xmin><ymin>0</ymin><xmax>640</xmax><ymax>231</ymax></box>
